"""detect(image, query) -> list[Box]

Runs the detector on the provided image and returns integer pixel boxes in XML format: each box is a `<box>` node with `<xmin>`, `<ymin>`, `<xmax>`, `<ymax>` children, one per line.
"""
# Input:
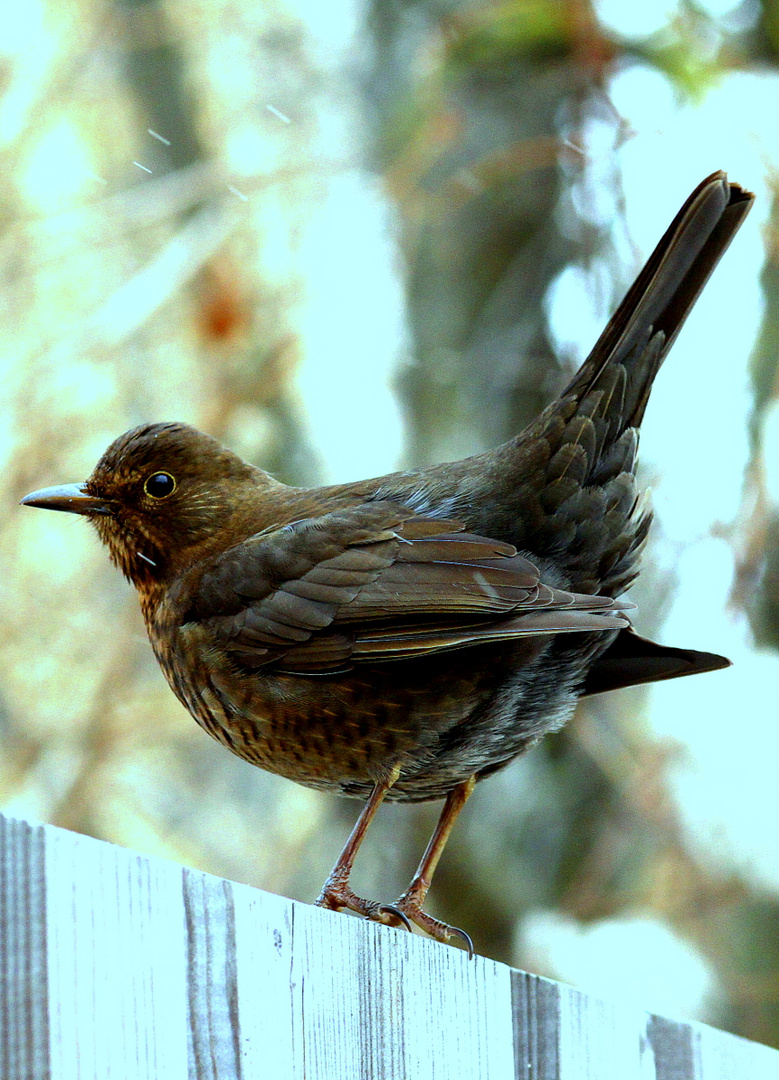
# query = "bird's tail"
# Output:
<box><xmin>562</xmin><ymin>171</ymin><xmax>753</xmax><ymax>430</ymax></box>
<box><xmin>479</xmin><ymin>173</ymin><xmax>754</xmax><ymax>597</ymax></box>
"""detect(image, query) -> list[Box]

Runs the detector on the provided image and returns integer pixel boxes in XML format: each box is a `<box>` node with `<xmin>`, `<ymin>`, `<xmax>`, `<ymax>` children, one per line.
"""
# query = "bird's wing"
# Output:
<box><xmin>183</xmin><ymin>501</ymin><xmax>631</xmax><ymax>673</ymax></box>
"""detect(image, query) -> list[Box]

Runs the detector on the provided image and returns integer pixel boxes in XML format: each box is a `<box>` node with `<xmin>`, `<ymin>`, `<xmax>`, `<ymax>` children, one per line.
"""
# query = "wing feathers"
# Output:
<box><xmin>187</xmin><ymin>500</ymin><xmax>632</xmax><ymax>673</ymax></box>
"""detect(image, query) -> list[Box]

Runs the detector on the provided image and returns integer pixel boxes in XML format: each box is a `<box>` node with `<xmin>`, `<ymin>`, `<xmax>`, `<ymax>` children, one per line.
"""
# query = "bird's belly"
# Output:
<box><xmin>157</xmin><ymin>635</ymin><xmax>586</xmax><ymax>803</ymax></box>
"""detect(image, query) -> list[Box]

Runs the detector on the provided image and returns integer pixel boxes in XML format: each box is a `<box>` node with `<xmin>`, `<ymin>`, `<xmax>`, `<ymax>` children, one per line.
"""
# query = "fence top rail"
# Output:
<box><xmin>1</xmin><ymin>811</ymin><xmax>777</xmax><ymax>1080</ymax></box>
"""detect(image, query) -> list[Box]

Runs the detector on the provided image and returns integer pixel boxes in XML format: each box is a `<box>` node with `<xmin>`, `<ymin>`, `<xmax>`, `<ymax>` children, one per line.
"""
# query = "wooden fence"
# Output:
<box><xmin>1</xmin><ymin>811</ymin><xmax>778</xmax><ymax>1079</ymax></box>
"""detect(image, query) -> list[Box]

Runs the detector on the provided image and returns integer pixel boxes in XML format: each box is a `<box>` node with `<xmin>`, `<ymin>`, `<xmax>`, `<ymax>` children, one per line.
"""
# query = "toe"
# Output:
<box><xmin>388</xmin><ymin>897</ymin><xmax>474</xmax><ymax>956</ymax></box>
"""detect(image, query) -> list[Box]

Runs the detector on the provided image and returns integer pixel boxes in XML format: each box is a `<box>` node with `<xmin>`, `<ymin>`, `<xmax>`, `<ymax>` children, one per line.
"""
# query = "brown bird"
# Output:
<box><xmin>22</xmin><ymin>172</ymin><xmax>752</xmax><ymax>952</ymax></box>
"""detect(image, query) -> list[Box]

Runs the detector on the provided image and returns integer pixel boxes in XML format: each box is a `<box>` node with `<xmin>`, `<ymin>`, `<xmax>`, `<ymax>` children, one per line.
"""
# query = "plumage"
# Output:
<box><xmin>21</xmin><ymin>172</ymin><xmax>753</xmax><ymax>949</ymax></box>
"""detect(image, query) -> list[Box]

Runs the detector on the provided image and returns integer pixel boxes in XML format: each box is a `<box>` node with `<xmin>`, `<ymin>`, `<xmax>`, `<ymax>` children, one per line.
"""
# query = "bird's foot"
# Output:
<box><xmin>381</xmin><ymin>891</ymin><xmax>474</xmax><ymax>957</ymax></box>
<box><xmin>315</xmin><ymin>879</ymin><xmax>409</xmax><ymax>928</ymax></box>
<box><xmin>315</xmin><ymin>879</ymin><xmax>387</xmax><ymax>920</ymax></box>
<box><xmin>316</xmin><ymin>876</ymin><xmax>473</xmax><ymax>956</ymax></box>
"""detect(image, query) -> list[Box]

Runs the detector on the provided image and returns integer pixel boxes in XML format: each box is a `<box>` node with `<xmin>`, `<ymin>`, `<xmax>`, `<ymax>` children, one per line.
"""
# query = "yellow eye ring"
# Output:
<box><xmin>144</xmin><ymin>471</ymin><xmax>177</xmax><ymax>499</ymax></box>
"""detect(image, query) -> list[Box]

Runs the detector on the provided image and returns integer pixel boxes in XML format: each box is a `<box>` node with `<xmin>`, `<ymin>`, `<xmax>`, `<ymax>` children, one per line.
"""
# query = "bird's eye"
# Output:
<box><xmin>144</xmin><ymin>472</ymin><xmax>177</xmax><ymax>500</ymax></box>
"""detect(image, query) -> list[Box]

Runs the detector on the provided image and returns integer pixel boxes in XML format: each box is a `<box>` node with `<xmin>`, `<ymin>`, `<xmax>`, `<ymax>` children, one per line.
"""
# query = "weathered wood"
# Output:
<box><xmin>1</xmin><ymin>812</ymin><xmax>777</xmax><ymax>1079</ymax></box>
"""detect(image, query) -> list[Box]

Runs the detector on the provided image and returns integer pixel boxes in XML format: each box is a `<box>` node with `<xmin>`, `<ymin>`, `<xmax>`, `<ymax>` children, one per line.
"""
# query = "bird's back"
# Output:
<box><xmin>360</xmin><ymin>173</ymin><xmax>752</xmax><ymax>599</ymax></box>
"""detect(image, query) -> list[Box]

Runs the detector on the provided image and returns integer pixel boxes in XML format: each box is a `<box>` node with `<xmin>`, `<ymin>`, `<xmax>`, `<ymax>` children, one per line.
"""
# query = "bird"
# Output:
<box><xmin>22</xmin><ymin>172</ymin><xmax>753</xmax><ymax>953</ymax></box>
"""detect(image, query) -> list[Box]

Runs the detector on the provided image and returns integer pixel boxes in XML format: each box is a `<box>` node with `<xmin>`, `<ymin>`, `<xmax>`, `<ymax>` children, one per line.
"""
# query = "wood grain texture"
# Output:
<box><xmin>1</xmin><ymin>812</ymin><xmax>778</xmax><ymax>1079</ymax></box>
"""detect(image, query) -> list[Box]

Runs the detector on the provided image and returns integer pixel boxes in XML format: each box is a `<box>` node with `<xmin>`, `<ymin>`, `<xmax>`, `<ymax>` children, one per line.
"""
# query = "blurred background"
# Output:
<box><xmin>1</xmin><ymin>0</ymin><xmax>778</xmax><ymax>1047</ymax></box>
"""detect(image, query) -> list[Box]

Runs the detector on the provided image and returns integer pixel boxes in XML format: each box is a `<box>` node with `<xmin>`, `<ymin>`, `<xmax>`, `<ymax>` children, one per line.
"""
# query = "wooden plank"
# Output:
<box><xmin>0</xmin><ymin>818</ymin><xmax>49</xmax><ymax>1080</ymax></box>
<box><xmin>43</xmin><ymin>818</ymin><xmax>189</xmax><ymax>1079</ymax></box>
<box><xmin>1</xmin><ymin>812</ymin><xmax>778</xmax><ymax>1079</ymax></box>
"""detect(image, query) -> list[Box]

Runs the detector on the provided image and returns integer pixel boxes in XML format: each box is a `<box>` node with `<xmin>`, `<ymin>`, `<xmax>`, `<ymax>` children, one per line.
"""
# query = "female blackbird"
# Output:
<box><xmin>22</xmin><ymin>172</ymin><xmax>753</xmax><ymax>950</ymax></box>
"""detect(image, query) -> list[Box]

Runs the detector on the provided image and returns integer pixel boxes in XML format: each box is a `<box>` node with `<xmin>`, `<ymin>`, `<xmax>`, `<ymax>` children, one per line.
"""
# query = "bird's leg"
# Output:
<box><xmin>316</xmin><ymin>770</ymin><xmax>476</xmax><ymax>950</ymax></box>
<box><xmin>316</xmin><ymin>764</ymin><xmax>401</xmax><ymax>920</ymax></box>
<box><xmin>384</xmin><ymin>776</ymin><xmax>476</xmax><ymax>952</ymax></box>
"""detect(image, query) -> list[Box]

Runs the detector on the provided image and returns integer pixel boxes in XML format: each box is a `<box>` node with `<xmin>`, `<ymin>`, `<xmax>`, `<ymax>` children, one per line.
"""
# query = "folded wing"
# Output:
<box><xmin>184</xmin><ymin>501</ymin><xmax>632</xmax><ymax>674</ymax></box>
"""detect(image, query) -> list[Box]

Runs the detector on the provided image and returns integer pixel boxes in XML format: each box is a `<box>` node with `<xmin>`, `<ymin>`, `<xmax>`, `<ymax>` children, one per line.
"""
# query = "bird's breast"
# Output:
<box><xmin>145</xmin><ymin>600</ymin><xmax>585</xmax><ymax>802</ymax></box>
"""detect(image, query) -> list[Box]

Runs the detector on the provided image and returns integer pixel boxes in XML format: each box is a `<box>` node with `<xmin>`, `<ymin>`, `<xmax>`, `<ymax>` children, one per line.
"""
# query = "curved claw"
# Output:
<box><xmin>449</xmin><ymin>925</ymin><xmax>474</xmax><ymax>959</ymax></box>
<box><xmin>383</xmin><ymin>896</ymin><xmax>476</xmax><ymax>956</ymax></box>
<box><xmin>378</xmin><ymin>904</ymin><xmax>414</xmax><ymax>933</ymax></box>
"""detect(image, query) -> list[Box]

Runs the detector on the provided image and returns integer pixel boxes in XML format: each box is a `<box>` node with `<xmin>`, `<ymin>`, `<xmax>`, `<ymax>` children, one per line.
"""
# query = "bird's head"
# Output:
<box><xmin>21</xmin><ymin>422</ymin><xmax>275</xmax><ymax>587</ymax></box>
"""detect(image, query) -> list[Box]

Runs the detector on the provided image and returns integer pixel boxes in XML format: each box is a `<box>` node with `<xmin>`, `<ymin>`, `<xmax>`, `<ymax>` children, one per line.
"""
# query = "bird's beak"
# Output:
<box><xmin>20</xmin><ymin>483</ymin><xmax>113</xmax><ymax>517</ymax></box>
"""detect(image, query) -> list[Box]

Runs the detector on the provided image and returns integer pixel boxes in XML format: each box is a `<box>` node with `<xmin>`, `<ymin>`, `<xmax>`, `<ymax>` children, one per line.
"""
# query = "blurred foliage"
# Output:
<box><xmin>743</xmin><ymin>182</ymin><xmax>779</xmax><ymax>653</ymax></box>
<box><xmin>1</xmin><ymin>0</ymin><xmax>779</xmax><ymax>1051</ymax></box>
